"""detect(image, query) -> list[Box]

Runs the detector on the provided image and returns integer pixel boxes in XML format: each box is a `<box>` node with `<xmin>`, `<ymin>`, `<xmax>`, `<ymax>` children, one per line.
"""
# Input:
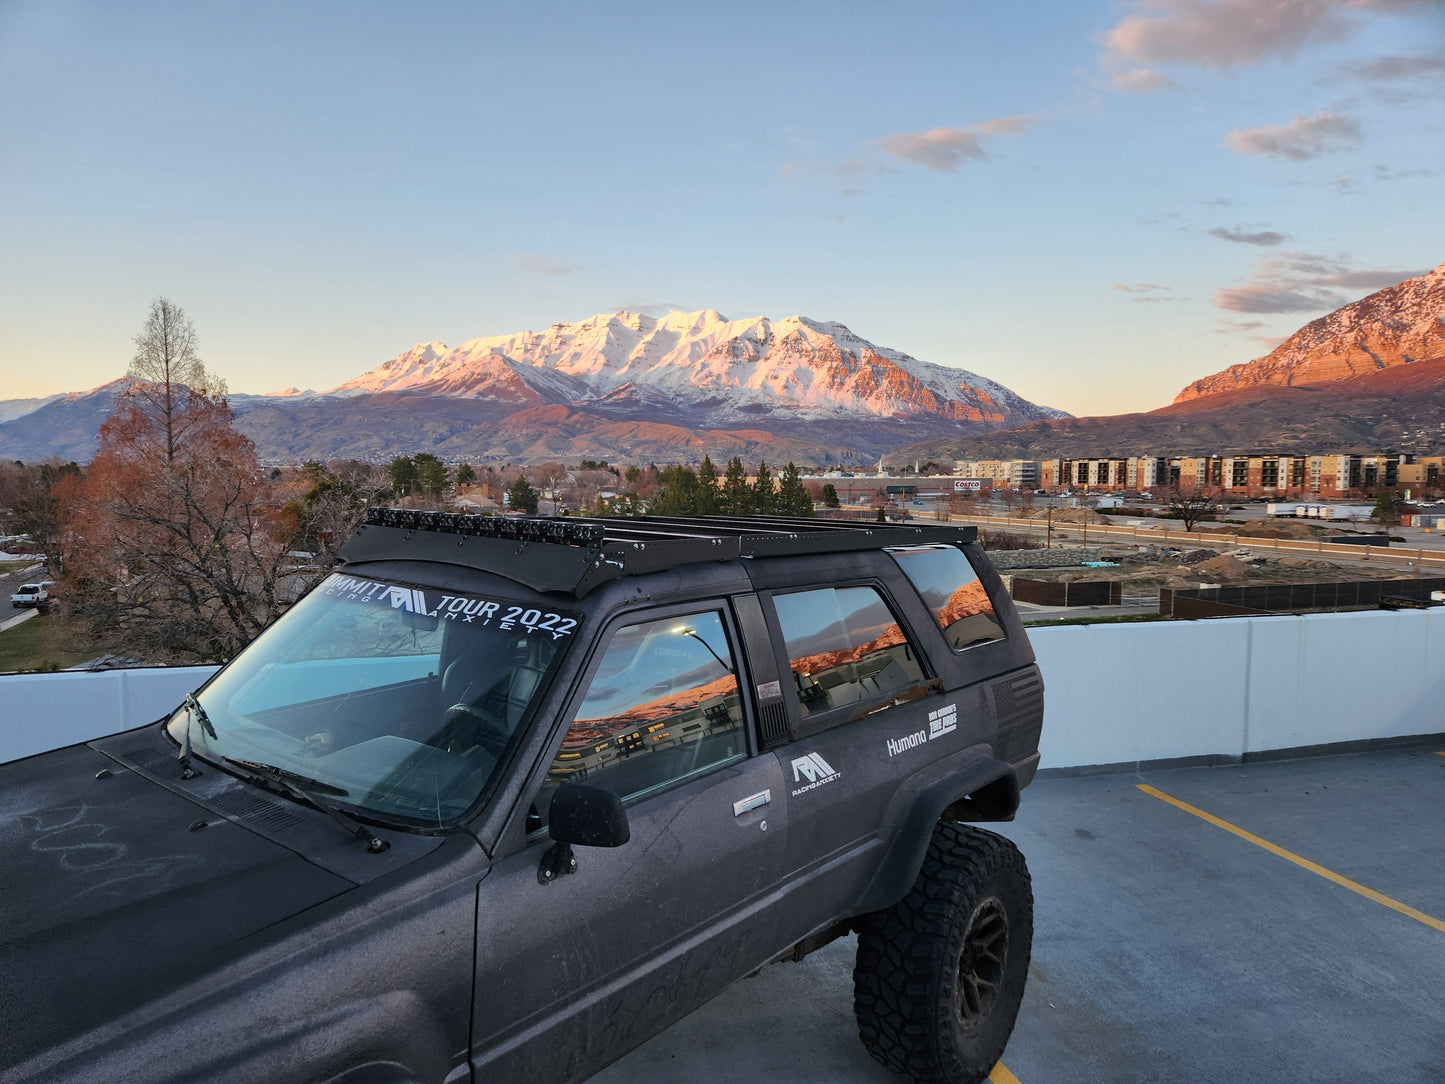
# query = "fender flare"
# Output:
<box><xmin>849</xmin><ymin>744</ymin><xmax>1019</xmax><ymax>916</ymax></box>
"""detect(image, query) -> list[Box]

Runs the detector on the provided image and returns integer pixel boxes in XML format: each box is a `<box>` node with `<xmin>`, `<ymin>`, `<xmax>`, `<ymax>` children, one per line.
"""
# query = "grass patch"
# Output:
<box><xmin>0</xmin><ymin>613</ymin><xmax>106</xmax><ymax>673</ymax></box>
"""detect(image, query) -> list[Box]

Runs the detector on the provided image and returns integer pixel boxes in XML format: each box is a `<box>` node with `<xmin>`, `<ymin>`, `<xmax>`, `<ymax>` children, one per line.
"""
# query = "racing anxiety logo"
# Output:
<box><xmin>790</xmin><ymin>752</ymin><xmax>841</xmax><ymax>796</ymax></box>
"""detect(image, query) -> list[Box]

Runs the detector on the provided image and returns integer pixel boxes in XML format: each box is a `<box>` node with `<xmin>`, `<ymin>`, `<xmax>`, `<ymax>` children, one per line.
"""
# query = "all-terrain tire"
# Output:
<box><xmin>854</xmin><ymin>822</ymin><xmax>1033</xmax><ymax>1084</ymax></box>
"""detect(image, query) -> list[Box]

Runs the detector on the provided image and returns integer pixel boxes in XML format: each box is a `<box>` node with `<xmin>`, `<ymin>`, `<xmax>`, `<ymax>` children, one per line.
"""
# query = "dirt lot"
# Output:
<box><xmin>1009</xmin><ymin>543</ymin><xmax>1418</xmax><ymax>596</ymax></box>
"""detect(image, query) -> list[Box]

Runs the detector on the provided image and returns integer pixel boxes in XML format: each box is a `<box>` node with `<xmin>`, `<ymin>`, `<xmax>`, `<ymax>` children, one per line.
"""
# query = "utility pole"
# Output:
<box><xmin>1046</xmin><ymin>502</ymin><xmax>1053</xmax><ymax>549</ymax></box>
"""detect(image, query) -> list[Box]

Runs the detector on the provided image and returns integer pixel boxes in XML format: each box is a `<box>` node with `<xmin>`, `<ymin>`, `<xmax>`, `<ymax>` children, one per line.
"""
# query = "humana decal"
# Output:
<box><xmin>887</xmin><ymin>731</ymin><xmax>928</xmax><ymax>757</ymax></box>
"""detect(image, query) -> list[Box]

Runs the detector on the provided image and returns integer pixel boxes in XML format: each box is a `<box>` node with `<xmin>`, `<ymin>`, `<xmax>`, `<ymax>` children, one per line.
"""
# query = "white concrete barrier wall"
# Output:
<box><xmin>2</xmin><ymin>608</ymin><xmax>1442</xmax><ymax>768</ymax></box>
<box><xmin>1030</xmin><ymin>607</ymin><xmax>1444</xmax><ymax>770</ymax></box>
<box><xmin>0</xmin><ymin>666</ymin><xmax>217</xmax><ymax>764</ymax></box>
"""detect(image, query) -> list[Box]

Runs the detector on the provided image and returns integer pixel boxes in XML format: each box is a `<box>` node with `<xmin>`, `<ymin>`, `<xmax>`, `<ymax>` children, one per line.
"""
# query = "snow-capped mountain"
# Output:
<box><xmin>1175</xmin><ymin>263</ymin><xmax>1445</xmax><ymax>402</ymax></box>
<box><xmin>331</xmin><ymin>310</ymin><xmax>1066</xmax><ymax>429</ymax></box>
<box><xmin>1</xmin><ymin>310</ymin><xmax>1066</xmax><ymax>465</ymax></box>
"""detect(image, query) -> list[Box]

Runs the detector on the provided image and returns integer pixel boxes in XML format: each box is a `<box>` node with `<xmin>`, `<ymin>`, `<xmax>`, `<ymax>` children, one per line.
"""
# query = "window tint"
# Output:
<box><xmin>889</xmin><ymin>545</ymin><xmax>1005</xmax><ymax>650</ymax></box>
<box><xmin>773</xmin><ymin>586</ymin><xmax>925</xmax><ymax>718</ymax></box>
<box><xmin>536</xmin><ymin>610</ymin><xmax>745</xmax><ymax>827</ymax></box>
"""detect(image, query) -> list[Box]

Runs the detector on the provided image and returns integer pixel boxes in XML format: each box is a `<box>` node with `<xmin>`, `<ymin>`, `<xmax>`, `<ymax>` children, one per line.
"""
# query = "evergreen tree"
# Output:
<box><xmin>455</xmin><ymin>462</ymin><xmax>477</xmax><ymax>487</ymax></box>
<box><xmin>506</xmin><ymin>476</ymin><xmax>539</xmax><ymax>514</ymax></box>
<box><xmin>821</xmin><ymin>482</ymin><xmax>840</xmax><ymax>508</ymax></box>
<box><xmin>1372</xmin><ymin>487</ymin><xmax>1400</xmax><ymax>527</ymax></box>
<box><xmin>752</xmin><ymin>460</ymin><xmax>775</xmax><ymax>514</ymax></box>
<box><xmin>387</xmin><ymin>456</ymin><xmax>418</xmax><ymax>498</ymax></box>
<box><xmin>696</xmin><ymin>455</ymin><xmax>720</xmax><ymax>515</ymax></box>
<box><xmin>413</xmin><ymin>453</ymin><xmax>449</xmax><ymax>498</ymax></box>
<box><xmin>721</xmin><ymin>456</ymin><xmax>751</xmax><ymax>514</ymax></box>
<box><xmin>777</xmin><ymin>462</ymin><xmax>814</xmax><ymax>518</ymax></box>
<box><xmin>650</xmin><ymin>465</ymin><xmax>699</xmax><ymax>515</ymax></box>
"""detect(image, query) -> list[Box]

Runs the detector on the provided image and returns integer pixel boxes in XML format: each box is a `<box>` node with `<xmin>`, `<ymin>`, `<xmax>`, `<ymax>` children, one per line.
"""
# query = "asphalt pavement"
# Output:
<box><xmin>596</xmin><ymin>743</ymin><xmax>1445</xmax><ymax>1083</ymax></box>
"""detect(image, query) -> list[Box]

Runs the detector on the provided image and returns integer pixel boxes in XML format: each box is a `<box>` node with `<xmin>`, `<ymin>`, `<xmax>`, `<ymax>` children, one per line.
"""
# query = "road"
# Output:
<box><xmin>944</xmin><ymin>509</ymin><xmax>1445</xmax><ymax>574</ymax></box>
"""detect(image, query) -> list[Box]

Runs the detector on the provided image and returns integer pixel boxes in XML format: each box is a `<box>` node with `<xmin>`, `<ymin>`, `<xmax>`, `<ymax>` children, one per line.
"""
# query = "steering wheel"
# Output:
<box><xmin>438</xmin><ymin>700</ymin><xmax>512</xmax><ymax>759</ymax></box>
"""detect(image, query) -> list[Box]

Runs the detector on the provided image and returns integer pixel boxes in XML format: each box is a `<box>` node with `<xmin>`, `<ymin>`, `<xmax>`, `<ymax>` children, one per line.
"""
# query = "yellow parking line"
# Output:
<box><xmin>1137</xmin><ymin>784</ymin><xmax>1445</xmax><ymax>935</ymax></box>
<box><xmin>990</xmin><ymin>1063</ymin><xmax>1022</xmax><ymax>1084</ymax></box>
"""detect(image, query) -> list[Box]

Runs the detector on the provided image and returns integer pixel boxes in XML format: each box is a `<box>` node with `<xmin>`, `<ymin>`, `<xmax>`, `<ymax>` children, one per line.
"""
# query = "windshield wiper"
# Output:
<box><xmin>177</xmin><ymin>693</ymin><xmax>217</xmax><ymax>780</ymax></box>
<box><xmin>223</xmin><ymin>757</ymin><xmax>350</xmax><ymax>796</ymax></box>
<box><xmin>222</xmin><ymin>757</ymin><xmax>390</xmax><ymax>854</ymax></box>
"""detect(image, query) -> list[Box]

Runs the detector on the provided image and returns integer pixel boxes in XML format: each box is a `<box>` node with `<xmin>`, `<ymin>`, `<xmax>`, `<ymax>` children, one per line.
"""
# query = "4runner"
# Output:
<box><xmin>1</xmin><ymin>512</ymin><xmax>1043</xmax><ymax>1084</ymax></box>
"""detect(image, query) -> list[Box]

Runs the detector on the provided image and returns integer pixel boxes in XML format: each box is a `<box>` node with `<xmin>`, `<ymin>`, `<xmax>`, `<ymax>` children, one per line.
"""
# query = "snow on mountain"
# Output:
<box><xmin>1175</xmin><ymin>262</ymin><xmax>1445</xmax><ymax>402</ymax></box>
<box><xmin>331</xmin><ymin>310</ymin><xmax>1066</xmax><ymax>427</ymax></box>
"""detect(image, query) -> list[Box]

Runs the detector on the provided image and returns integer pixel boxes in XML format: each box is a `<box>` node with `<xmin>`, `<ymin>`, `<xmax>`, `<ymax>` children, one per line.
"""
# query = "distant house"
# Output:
<box><xmin>453</xmin><ymin>494</ymin><xmax>501</xmax><ymax>513</ymax></box>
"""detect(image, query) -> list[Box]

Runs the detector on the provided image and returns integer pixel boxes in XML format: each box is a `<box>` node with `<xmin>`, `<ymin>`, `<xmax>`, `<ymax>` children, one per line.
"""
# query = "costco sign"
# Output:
<box><xmin>953</xmin><ymin>479</ymin><xmax>983</xmax><ymax>492</ymax></box>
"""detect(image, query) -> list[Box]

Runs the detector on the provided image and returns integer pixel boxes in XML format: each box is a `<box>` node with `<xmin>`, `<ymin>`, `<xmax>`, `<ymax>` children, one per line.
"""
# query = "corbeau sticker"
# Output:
<box><xmin>790</xmin><ymin>752</ymin><xmax>841</xmax><ymax>796</ymax></box>
<box><xmin>321</xmin><ymin>575</ymin><xmax>578</xmax><ymax>639</ymax></box>
<box><xmin>886</xmin><ymin>702</ymin><xmax>958</xmax><ymax>757</ymax></box>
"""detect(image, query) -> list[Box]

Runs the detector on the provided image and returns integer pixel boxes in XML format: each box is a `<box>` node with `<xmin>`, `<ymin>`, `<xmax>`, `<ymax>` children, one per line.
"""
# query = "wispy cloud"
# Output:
<box><xmin>1225</xmin><ymin>111</ymin><xmax>1362</xmax><ymax>160</ymax></box>
<box><xmin>618</xmin><ymin>300</ymin><xmax>691</xmax><ymax>317</ymax></box>
<box><xmin>515</xmin><ymin>253</ymin><xmax>575</xmax><ymax>277</ymax></box>
<box><xmin>1216</xmin><ymin>318</ymin><xmax>1288</xmax><ymax>349</ymax></box>
<box><xmin>1099</xmin><ymin>0</ymin><xmax>1425</xmax><ymax>91</ymax></box>
<box><xmin>1209</xmin><ymin>226</ymin><xmax>1288</xmax><ymax>246</ymax></box>
<box><xmin>1374</xmin><ymin>163</ymin><xmax>1436</xmax><ymax>182</ymax></box>
<box><xmin>1114</xmin><ymin>282</ymin><xmax>1187</xmax><ymax>302</ymax></box>
<box><xmin>1343</xmin><ymin>51</ymin><xmax>1445</xmax><ymax>81</ymax></box>
<box><xmin>1108</xmin><ymin>66</ymin><xmax>1176</xmax><ymax>93</ymax></box>
<box><xmin>1213</xmin><ymin>252</ymin><xmax>1427</xmax><ymax>313</ymax></box>
<box><xmin>878</xmin><ymin>115</ymin><xmax>1038</xmax><ymax>172</ymax></box>
<box><xmin>1105</xmin><ymin>0</ymin><xmax>1357</xmax><ymax>71</ymax></box>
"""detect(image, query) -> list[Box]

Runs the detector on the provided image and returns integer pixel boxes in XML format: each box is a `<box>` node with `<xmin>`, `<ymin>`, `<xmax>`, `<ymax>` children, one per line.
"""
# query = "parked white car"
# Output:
<box><xmin>10</xmin><ymin>582</ymin><xmax>49</xmax><ymax>608</ymax></box>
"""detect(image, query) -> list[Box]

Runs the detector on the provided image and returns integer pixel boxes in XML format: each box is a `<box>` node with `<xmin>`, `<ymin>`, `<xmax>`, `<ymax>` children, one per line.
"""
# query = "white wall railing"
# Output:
<box><xmin>1029</xmin><ymin>607</ymin><xmax>1443</xmax><ymax>769</ymax></box>
<box><xmin>2</xmin><ymin>608</ymin><xmax>1442</xmax><ymax>769</ymax></box>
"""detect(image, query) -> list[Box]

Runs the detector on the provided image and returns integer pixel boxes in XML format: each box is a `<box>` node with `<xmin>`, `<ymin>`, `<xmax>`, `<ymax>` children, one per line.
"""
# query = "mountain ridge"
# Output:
<box><xmin>1175</xmin><ymin>263</ymin><xmax>1445</xmax><ymax>402</ymax></box>
<box><xmin>0</xmin><ymin>311</ymin><xmax>1065</xmax><ymax>464</ymax></box>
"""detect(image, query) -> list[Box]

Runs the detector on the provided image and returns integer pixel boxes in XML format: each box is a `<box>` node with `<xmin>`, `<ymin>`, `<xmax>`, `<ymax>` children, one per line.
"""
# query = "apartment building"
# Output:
<box><xmin>1037</xmin><ymin>452</ymin><xmax>1431</xmax><ymax>498</ymax></box>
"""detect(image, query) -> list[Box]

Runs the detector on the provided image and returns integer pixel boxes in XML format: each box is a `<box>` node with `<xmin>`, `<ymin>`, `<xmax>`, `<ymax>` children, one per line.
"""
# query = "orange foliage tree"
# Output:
<box><xmin>64</xmin><ymin>385</ymin><xmax>311</xmax><ymax>662</ymax></box>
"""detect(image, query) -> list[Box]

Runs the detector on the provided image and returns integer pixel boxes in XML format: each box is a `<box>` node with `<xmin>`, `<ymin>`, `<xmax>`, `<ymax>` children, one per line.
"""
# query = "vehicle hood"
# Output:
<box><xmin>0</xmin><ymin>741</ymin><xmax>355</xmax><ymax>1066</ymax></box>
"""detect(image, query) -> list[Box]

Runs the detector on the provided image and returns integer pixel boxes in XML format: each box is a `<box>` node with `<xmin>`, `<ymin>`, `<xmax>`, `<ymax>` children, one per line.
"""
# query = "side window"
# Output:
<box><xmin>535</xmin><ymin>610</ymin><xmax>745</xmax><ymax>828</ymax></box>
<box><xmin>773</xmin><ymin>586</ymin><xmax>925</xmax><ymax>718</ymax></box>
<box><xmin>889</xmin><ymin>545</ymin><xmax>1006</xmax><ymax>650</ymax></box>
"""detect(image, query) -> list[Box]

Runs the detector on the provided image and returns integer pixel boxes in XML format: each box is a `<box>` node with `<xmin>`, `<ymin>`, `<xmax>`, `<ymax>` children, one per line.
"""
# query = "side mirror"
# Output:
<box><xmin>549</xmin><ymin>783</ymin><xmax>630</xmax><ymax>847</ymax></box>
<box><xmin>538</xmin><ymin>784</ymin><xmax>630</xmax><ymax>884</ymax></box>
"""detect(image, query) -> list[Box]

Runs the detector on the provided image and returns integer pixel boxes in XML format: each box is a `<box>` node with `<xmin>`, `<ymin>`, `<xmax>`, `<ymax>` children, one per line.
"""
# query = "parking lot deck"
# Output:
<box><xmin>596</xmin><ymin>742</ymin><xmax>1445</xmax><ymax>1083</ymax></box>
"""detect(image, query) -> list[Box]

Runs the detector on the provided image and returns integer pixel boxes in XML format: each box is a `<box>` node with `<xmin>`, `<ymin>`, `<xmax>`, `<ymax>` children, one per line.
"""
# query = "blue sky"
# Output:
<box><xmin>2</xmin><ymin>0</ymin><xmax>1441</xmax><ymax>416</ymax></box>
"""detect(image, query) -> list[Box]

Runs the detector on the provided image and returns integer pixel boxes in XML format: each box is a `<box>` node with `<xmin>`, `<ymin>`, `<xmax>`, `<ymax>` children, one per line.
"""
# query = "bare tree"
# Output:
<box><xmin>128</xmin><ymin>297</ymin><xmax>227</xmax><ymax>462</ymax></box>
<box><xmin>1166</xmin><ymin>485</ymin><xmax>1218</xmax><ymax>532</ymax></box>
<box><xmin>64</xmin><ymin>388</ymin><xmax>317</xmax><ymax>662</ymax></box>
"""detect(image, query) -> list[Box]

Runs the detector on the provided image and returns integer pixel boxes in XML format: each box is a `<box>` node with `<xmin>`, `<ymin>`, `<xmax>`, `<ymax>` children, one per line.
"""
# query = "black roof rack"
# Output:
<box><xmin>341</xmin><ymin>510</ymin><xmax>979</xmax><ymax>597</ymax></box>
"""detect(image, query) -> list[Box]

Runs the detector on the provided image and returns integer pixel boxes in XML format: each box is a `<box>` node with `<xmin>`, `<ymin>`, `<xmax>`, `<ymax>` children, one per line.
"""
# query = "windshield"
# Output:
<box><xmin>166</xmin><ymin>572</ymin><xmax>578</xmax><ymax>829</ymax></box>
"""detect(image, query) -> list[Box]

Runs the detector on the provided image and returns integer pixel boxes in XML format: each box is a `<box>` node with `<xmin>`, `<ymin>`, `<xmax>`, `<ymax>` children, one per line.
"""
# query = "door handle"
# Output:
<box><xmin>733</xmin><ymin>789</ymin><xmax>771</xmax><ymax>816</ymax></box>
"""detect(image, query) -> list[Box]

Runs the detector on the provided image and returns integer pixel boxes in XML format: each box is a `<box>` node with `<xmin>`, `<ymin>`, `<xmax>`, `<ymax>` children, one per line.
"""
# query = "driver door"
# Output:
<box><xmin>470</xmin><ymin>602</ymin><xmax>790</xmax><ymax>1082</ymax></box>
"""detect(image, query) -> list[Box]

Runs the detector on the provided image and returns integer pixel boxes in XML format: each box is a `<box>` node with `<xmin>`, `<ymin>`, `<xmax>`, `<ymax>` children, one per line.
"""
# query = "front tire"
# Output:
<box><xmin>854</xmin><ymin>822</ymin><xmax>1033</xmax><ymax>1084</ymax></box>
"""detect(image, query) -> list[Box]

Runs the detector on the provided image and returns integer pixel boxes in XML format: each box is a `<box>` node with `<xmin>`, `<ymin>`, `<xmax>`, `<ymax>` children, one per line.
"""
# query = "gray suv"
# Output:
<box><xmin>2</xmin><ymin>512</ymin><xmax>1043</xmax><ymax>1084</ymax></box>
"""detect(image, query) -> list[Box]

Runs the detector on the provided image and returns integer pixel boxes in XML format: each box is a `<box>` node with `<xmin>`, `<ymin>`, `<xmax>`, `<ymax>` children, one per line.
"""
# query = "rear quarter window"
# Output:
<box><xmin>889</xmin><ymin>545</ymin><xmax>1006</xmax><ymax>651</ymax></box>
<box><xmin>772</xmin><ymin>585</ymin><xmax>926</xmax><ymax>719</ymax></box>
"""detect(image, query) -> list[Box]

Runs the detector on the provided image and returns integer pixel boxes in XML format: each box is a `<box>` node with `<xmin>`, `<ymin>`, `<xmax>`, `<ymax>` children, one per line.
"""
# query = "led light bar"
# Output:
<box><xmin>362</xmin><ymin>508</ymin><xmax>605</xmax><ymax>548</ymax></box>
